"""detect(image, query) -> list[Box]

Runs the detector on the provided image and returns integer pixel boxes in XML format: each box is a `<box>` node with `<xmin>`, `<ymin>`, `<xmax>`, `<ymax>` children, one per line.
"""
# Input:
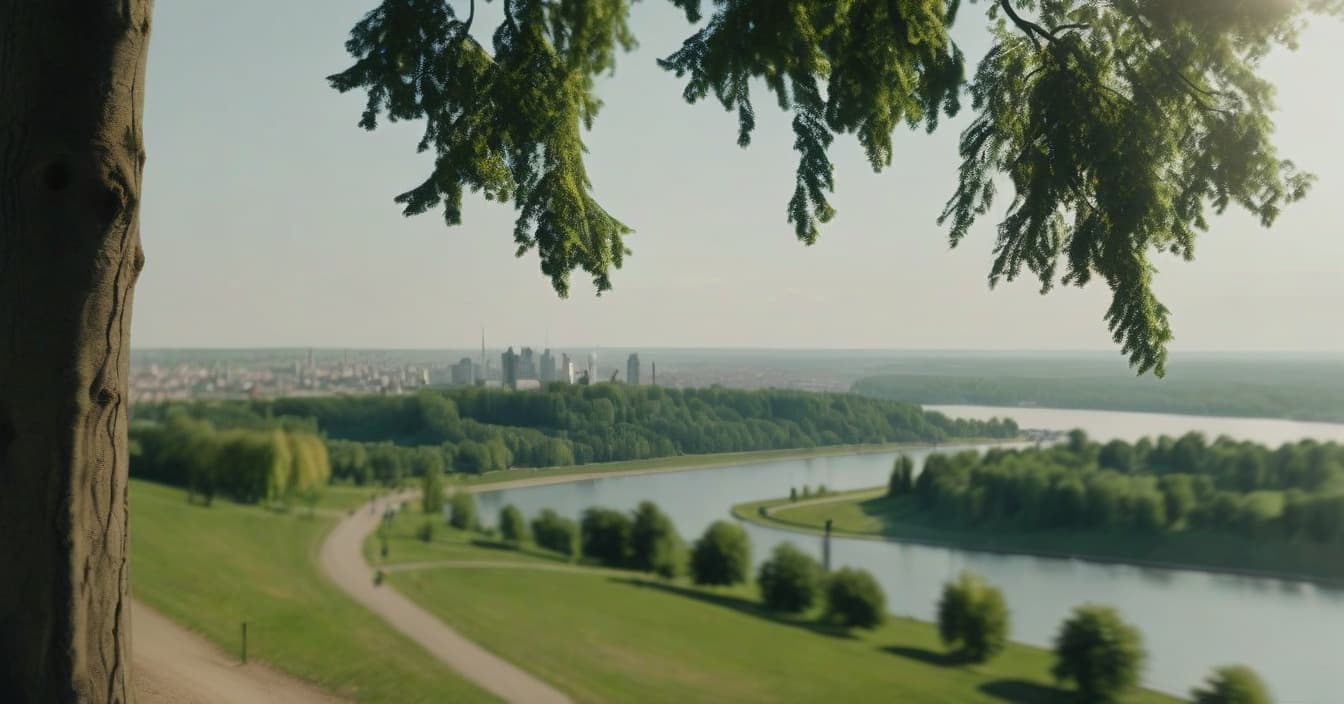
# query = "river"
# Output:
<box><xmin>474</xmin><ymin>407</ymin><xmax>1344</xmax><ymax>702</ymax></box>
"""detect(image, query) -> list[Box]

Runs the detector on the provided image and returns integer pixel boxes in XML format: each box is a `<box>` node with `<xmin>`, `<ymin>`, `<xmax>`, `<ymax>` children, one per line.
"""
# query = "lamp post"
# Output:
<box><xmin>823</xmin><ymin>518</ymin><xmax>833</xmax><ymax>572</ymax></box>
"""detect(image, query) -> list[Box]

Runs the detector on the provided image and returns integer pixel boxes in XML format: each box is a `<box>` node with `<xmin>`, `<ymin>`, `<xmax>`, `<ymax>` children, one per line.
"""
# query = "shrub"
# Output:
<box><xmin>531</xmin><ymin>509</ymin><xmax>579</xmax><ymax>559</ymax></box>
<box><xmin>936</xmin><ymin>571</ymin><xmax>1010</xmax><ymax>663</ymax></box>
<box><xmin>1191</xmin><ymin>665</ymin><xmax>1273</xmax><ymax>704</ymax></box>
<box><xmin>580</xmin><ymin>507</ymin><xmax>634</xmax><ymax>566</ymax></box>
<box><xmin>757</xmin><ymin>542</ymin><xmax>823</xmax><ymax>613</ymax></box>
<box><xmin>824</xmin><ymin>568</ymin><xmax>886</xmax><ymax>629</ymax></box>
<box><xmin>1052</xmin><ymin>605</ymin><xmax>1146</xmax><ymax>704</ymax></box>
<box><xmin>630</xmin><ymin>501</ymin><xmax>686</xmax><ymax>578</ymax></box>
<box><xmin>415</xmin><ymin>520</ymin><xmax>437</xmax><ymax>542</ymax></box>
<box><xmin>690</xmin><ymin>521</ymin><xmax>751</xmax><ymax>586</ymax></box>
<box><xmin>499</xmin><ymin>504</ymin><xmax>528</xmax><ymax>543</ymax></box>
<box><xmin>448</xmin><ymin>491</ymin><xmax>477</xmax><ymax>531</ymax></box>
<box><xmin>790</xmin><ymin>487</ymin><xmax>798</xmax><ymax>502</ymax></box>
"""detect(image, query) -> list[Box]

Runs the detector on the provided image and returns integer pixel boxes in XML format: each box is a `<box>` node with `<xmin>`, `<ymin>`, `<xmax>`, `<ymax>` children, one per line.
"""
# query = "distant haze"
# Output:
<box><xmin>134</xmin><ymin>2</ymin><xmax>1344</xmax><ymax>352</ymax></box>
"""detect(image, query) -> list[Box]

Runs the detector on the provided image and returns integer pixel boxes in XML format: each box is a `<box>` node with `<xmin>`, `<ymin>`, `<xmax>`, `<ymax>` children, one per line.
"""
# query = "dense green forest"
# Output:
<box><xmin>853</xmin><ymin>365</ymin><xmax>1344</xmax><ymax>423</ymax></box>
<box><xmin>906</xmin><ymin>431</ymin><xmax>1344</xmax><ymax>544</ymax></box>
<box><xmin>130</xmin><ymin>385</ymin><xmax>1018</xmax><ymax>484</ymax></box>
<box><xmin>130</xmin><ymin>415</ymin><xmax>331</xmax><ymax>504</ymax></box>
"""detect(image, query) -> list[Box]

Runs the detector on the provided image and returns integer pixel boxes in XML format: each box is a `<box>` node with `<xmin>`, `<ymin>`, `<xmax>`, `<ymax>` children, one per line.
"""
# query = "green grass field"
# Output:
<box><xmin>734</xmin><ymin>491</ymin><xmax>1344</xmax><ymax>583</ymax></box>
<box><xmin>130</xmin><ymin>479</ymin><xmax>495</xmax><ymax>703</ymax></box>
<box><xmin>374</xmin><ymin>508</ymin><xmax>1180</xmax><ymax>704</ymax></box>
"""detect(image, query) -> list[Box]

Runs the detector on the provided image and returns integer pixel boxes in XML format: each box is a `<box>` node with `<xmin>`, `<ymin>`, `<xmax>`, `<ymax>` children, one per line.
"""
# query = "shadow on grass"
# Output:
<box><xmin>609</xmin><ymin>578</ymin><xmax>856</xmax><ymax>640</ymax></box>
<box><xmin>978</xmin><ymin>679</ymin><xmax>1072</xmax><ymax>704</ymax></box>
<box><xmin>881</xmin><ymin>645</ymin><xmax>963</xmax><ymax>667</ymax></box>
<box><xmin>468</xmin><ymin>538</ymin><xmax>573</xmax><ymax>564</ymax></box>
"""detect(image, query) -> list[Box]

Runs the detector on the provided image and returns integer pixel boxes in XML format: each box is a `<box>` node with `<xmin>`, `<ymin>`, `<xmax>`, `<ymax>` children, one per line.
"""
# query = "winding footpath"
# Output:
<box><xmin>319</xmin><ymin>492</ymin><xmax>570</xmax><ymax>704</ymax></box>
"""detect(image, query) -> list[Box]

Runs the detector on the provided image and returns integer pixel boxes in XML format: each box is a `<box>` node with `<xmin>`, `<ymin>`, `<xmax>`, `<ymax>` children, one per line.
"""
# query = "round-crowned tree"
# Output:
<box><xmin>630</xmin><ymin>501</ymin><xmax>686</xmax><ymax>578</ymax></box>
<box><xmin>690</xmin><ymin>521</ymin><xmax>751</xmax><ymax>586</ymax></box>
<box><xmin>937</xmin><ymin>571</ymin><xmax>1010</xmax><ymax>663</ymax></box>
<box><xmin>499</xmin><ymin>504</ymin><xmax>528</xmax><ymax>543</ymax></box>
<box><xmin>1052</xmin><ymin>605</ymin><xmax>1146</xmax><ymax>704</ymax></box>
<box><xmin>1190</xmin><ymin>665</ymin><xmax>1273</xmax><ymax>704</ymax></box>
<box><xmin>824</xmin><ymin>568</ymin><xmax>886</xmax><ymax>629</ymax></box>
<box><xmin>757</xmin><ymin>542</ymin><xmax>823</xmax><ymax>613</ymax></box>
<box><xmin>448</xmin><ymin>491</ymin><xmax>477</xmax><ymax>531</ymax></box>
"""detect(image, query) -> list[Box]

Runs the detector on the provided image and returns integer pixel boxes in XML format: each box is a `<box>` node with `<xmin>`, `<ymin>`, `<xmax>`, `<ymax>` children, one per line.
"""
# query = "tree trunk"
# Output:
<box><xmin>0</xmin><ymin>1</ymin><xmax>152</xmax><ymax>702</ymax></box>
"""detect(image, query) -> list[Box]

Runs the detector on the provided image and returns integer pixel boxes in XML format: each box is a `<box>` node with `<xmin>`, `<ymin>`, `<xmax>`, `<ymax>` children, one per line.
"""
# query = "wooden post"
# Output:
<box><xmin>823</xmin><ymin>519</ymin><xmax>833</xmax><ymax>572</ymax></box>
<box><xmin>241</xmin><ymin>621</ymin><xmax>248</xmax><ymax>664</ymax></box>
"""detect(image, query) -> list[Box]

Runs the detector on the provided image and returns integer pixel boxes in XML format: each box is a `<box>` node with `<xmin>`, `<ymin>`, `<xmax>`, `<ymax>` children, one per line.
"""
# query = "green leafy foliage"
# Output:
<box><xmin>1191</xmin><ymin>665</ymin><xmax>1274</xmax><ymax>704</ymax></box>
<box><xmin>889</xmin><ymin>454</ymin><xmax>916</xmax><ymax>497</ymax></box>
<box><xmin>1052</xmin><ymin>604</ymin><xmax>1145</xmax><ymax>704</ymax></box>
<box><xmin>912</xmin><ymin>432</ymin><xmax>1344</xmax><ymax>543</ymax></box>
<box><xmin>690</xmin><ymin>520</ymin><xmax>751</xmax><ymax>586</ymax></box>
<box><xmin>936</xmin><ymin>571</ymin><xmax>1010</xmax><ymax>663</ymax></box>
<box><xmin>418</xmin><ymin>447</ymin><xmax>445</xmax><ymax>514</ymax></box>
<box><xmin>499</xmin><ymin>504</ymin><xmax>529</xmax><ymax>543</ymax></box>
<box><xmin>824</xmin><ymin>567</ymin><xmax>886</xmax><ymax>630</ymax></box>
<box><xmin>580</xmin><ymin>507</ymin><xmax>635</xmax><ymax>566</ymax></box>
<box><xmin>531</xmin><ymin>508</ymin><xmax>580</xmax><ymax>558</ymax></box>
<box><xmin>332</xmin><ymin>1</ymin><xmax>1342</xmax><ymax>374</ymax></box>
<box><xmin>449</xmin><ymin>491</ymin><xmax>478</xmax><ymax>530</ymax></box>
<box><xmin>630</xmin><ymin>501</ymin><xmax>686</xmax><ymax>578</ymax></box>
<box><xmin>756</xmin><ymin>542</ymin><xmax>823</xmax><ymax>614</ymax></box>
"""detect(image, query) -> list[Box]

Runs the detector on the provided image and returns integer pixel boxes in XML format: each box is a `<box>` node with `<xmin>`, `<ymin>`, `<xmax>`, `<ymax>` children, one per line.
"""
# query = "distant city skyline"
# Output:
<box><xmin>131</xmin><ymin>2</ymin><xmax>1344</xmax><ymax>353</ymax></box>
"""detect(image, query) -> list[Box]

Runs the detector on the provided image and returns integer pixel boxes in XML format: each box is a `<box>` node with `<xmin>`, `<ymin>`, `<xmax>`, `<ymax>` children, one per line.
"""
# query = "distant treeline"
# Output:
<box><xmin>904</xmin><ymin>431</ymin><xmax>1344</xmax><ymax>544</ymax></box>
<box><xmin>131</xmin><ymin>416</ymin><xmax>330</xmax><ymax>504</ymax></box>
<box><xmin>131</xmin><ymin>385</ymin><xmax>1019</xmax><ymax>483</ymax></box>
<box><xmin>853</xmin><ymin>373</ymin><xmax>1344</xmax><ymax>424</ymax></box>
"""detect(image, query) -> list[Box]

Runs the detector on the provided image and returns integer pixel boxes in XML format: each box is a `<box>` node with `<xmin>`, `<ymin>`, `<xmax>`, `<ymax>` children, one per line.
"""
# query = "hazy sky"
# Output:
<box><xmin>133</xmin><ymin>2</ymin><xmax>1344</xmax><ymax>354</ymax></box>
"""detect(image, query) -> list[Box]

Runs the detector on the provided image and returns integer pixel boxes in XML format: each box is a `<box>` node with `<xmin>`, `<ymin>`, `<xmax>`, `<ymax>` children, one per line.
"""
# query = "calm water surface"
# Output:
<box><xmin>476</xmin><ymin>407</ymin><xmax>1344</xmax><ymax>701</ymax></box>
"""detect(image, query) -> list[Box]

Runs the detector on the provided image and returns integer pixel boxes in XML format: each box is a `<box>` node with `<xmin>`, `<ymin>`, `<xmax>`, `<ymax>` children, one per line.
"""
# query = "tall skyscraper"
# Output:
<box><xmin>519</xmin><ymin>347</ymin><xmax>537</xmax><ymax>380</ymax></box>
<box><xmin>501</xmin><ymin>347</ymin><xmax>519</xmax><ymax>389</ymax></box>
<box><xmin>626</xmin><ymin>353</ymin><xmax>640</xmax><ymax>386</ymax></box>
<box><xmin>587</xmin><ymin>351</ymin><xmax>598</xmax><ymax>383</ymax></box>
<box><xmin>450</xmin><ymin>357</ymin><xmax>475</xmax><ymax>385</ymax></box>
<box><xmin>540</xmin><ymin>349</ymin><xmax>556</xmax><ymax>383</ymax></box>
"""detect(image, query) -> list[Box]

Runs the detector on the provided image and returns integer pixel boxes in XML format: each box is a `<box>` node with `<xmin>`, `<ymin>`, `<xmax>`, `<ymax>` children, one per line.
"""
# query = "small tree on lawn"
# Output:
<box><xmin>757</xmin><ymin>542</ymin><xmax>823</xmax><ymax>614</ymax></box>
<box><xmin>1191</xmin><ymin>665</ymin><xmax>1273</xmax><ymax>704</ymax></box>
<box><xmin>420</xmin><ymin>449</ymin><xmax>445</xmax><ymax>515</ymax></box>
<box><xmin>580</xmin><ymin>507</ymin><xmax>634</xmax><ymax>567</ymax></box>
<box><xmin>937</xmin><ymin>571</ymin><xmax>1010</xmax><ymax>663</ymax></box>
<box><xmin>448</xmin><ymin>491</ymin><xmax>477</xmax><ymax>531</ymax></box>
<box><xmin>531</xmin><ymin>509</ymin><xmax>580</xmax><ymax>560</ymax></box>
<box><xmin>499</xmin><ymin>504</ymin><xmax>528</xmax><ymax>544</ymax></box>
<box><xmin>824</xmin><ymin>568</ymin><xmax>886</xmax><ymax>630</ymax></box>
<box><xmin>889</xmin><ymin>455</ymin><xmax>915</xmax><ymax>497</ymax></box>
<box><xmin>690</xmin><ymin>521</ymin><xmax>751</xmax><ymax>586</ymax></box>
<box><xmin>1052</xmin><ymin>605</ymin><xmax>1146</xmax><ymax>704</ymax></box>
<box><xmin>630</xmin><ymin>501</ymin><xmax>686</xmax><ymax>578</ymax></box>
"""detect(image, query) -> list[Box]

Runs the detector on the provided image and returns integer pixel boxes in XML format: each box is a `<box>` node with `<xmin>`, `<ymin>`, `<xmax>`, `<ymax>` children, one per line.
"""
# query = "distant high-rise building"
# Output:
<box><xmin>519</xmin><ymin>347</ymin><xmax>537</xmax><ymax>380</ymax></box>
<box><xmin>540</xmin><ymin>349</ymin><xmax>556</xmax><ymax>383</ymax></box>
<box><xmin>451</xmin><ymin>357</ymin><xmax>475</xmax><ymax>386</ymax></box>
<box><xmin>563</xmin><ymin>359</ymin><xmax>575</xmax><ymax>384</ymax></box>
<box><xmin>588</xmin><ymin>352</ymin><xmax>598</xmax><ymax>383</ymax></box>
<box><xmin>501</xmin><ymin>347</ymin><xmax>519</xmax><ymax>389</ymax></box>
<box><xmin>627</xmin><ymin>353</ymin><xmax>640</xmax><ymax>385</ymax></box>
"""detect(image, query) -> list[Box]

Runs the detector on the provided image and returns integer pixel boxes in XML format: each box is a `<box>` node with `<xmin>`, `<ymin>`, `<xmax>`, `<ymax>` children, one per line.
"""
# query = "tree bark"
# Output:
<box><xmin>0</xmin><ymin>1</ymin><xmax>152</xmax><ymax>702</ymax></box>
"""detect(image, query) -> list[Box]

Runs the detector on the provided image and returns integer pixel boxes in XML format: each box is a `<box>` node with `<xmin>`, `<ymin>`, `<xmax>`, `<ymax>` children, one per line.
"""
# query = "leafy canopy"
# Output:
<box><xmin>331</xmin><ymin>0</ymin><xmax>1342</xmax><ymax>375</ymax></box>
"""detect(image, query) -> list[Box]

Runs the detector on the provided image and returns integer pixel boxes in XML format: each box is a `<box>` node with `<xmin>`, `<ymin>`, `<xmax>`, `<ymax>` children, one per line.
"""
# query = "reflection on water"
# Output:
<box><xmin>478</xmin><ymin>408</ymin><xmax>1344</xmax><ymax>702</ymax></box>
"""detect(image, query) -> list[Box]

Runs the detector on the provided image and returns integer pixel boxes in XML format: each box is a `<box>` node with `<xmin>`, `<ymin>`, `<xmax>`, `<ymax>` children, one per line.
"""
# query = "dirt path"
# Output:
<box><xmin>132</xmin><ymin>599</ymin><xmax>346</xmax><ymax>704</ymax></box>
<box><xmin>320</xmin><ymin>493</ymin><xmax>570</xmax><ymax>704</ymax></box>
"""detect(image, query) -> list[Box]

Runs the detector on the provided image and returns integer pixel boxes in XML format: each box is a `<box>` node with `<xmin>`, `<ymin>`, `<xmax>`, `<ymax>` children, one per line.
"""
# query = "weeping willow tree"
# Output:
<box><xmin>331</xmin><ymin>0</ymin><xmax>1341</xmax><ymax>376</ymax></box>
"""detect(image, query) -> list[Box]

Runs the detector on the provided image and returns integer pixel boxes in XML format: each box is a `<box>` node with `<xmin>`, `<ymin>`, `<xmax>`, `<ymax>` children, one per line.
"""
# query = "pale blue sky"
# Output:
<box><xmin>134</xmin><ymin>2</ymin><xmax>1344</xmax><ymax>354</ymax></box>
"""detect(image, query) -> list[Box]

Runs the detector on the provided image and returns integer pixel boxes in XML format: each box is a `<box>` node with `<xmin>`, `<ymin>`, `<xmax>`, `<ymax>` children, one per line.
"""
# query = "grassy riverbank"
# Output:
<box><xmin>372</xmin><ymin>507</ymin><xmax>1179</xmax><ymax>703</ymax></box>
<box><xmin>452</xmin><ymin>439</ymin><xmax>1014</xmax><ymax>489</ymax></box>
<box><xmin>735</xmin><ymin>490</ymin><xmax>1344</xmax><ymax>583</ymax></box>
<box><xmin>130</xmin><ymin>479</ymin><xmax>495</xmax><ymax>703</ymax></box>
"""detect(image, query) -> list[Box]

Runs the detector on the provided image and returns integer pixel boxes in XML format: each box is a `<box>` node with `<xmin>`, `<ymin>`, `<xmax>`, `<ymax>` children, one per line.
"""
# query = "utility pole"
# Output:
<box><xmin>240</xmin><ymin>621</ymin><xmax>248</xmax><ymax>664</ymax></box>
